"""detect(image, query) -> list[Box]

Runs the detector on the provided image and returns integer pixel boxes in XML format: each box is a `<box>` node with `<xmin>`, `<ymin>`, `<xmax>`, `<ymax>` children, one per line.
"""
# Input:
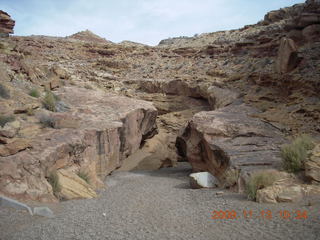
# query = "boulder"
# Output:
<box><xmin>276</xmin><ymin>38</ymin><xmax>301</xmax><ymax>74</ymax></box>
<box><xmin>264</xmin><ymin>10</ymin><xmax>285</xmax><ymax>23</ymax></box>
<box><xmin>206</xmin><ymin>86</ymin><xmax>240</xmax><ymax>110</ymax></box>
<box><xmin>305</xmin><ymin>144</ymin><xmax>320</xmax><ymax>183</ymax></box>
<box><xmin>257</xmin><ymin>183</ymin><xmax>320</xmax><ymax>204</ymax></box>
<box><xmin>0</xmin><ymin>120</ymin><xmax>20</xmax><ymax>138</ymax></box>
<box><xmin>189</xmin><ymin>172</ymin><xmax>218</xmax><ymax>189</ymax></box>
<box><xmin>33</xmin><ymin>206</ymin><xmax>54</xmax><ymax>218</ymax></box>
<box><xmin>0</xmin><ymin>10</ymin><xmax>15</xmax><ymax>37</ymax></box>
<box><xmin>51</xmin><ymin>113</ymin><xmax>80</xmax><ymax>129</ymax></box>
<box><xmin>176</xmin><ymin>104</ymin><xmax>286</xmax><ymax>191</ymax></box>
<box><xmin>56</xmin><ymin>169</ymin><xmax>97</xmax><ymax>200</ymax></box>
<box><xmin>0</xmin><ymin>139</ymin><xmax>31</xmax><ymax>157</ymax></box>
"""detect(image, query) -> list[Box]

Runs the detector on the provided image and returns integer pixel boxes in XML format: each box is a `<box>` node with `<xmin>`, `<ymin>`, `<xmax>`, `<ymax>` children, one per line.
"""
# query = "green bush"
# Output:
<box><xmin>77</xmin><ymin>170</ymin><xmax>90</xmax><ymax>184</ymax></box>
<box><xmin>246</xmin><ymin>172</ymin><xmax>277</xmax><ymax>200</ymax></box>
<box><xmin>47</xmin><ymin>171</ymin><xmax>61</xmax><ymax>197</ymax></box>
<box><xmin>29</xmin><ymin>88</ymin><xmax>40</xmax><ymax>98</ymax></box>
<box><xmin>281</xmin><ymin>135</ymin><xmax>315</xmax><ymax>173</ymax></box>
<box><xmin>42</xmin><ymin>91</ymin><xmax>57</xmax><ymax>112</ymax></box>
<box><xmin>0</xmin><ymin>84</ymin><xmax>10</xmax><ymax>99</ymax></box>
<box><xmin>0</xmin><ymin>115</ymin><xmax>15</xmax><ymax>127</ymax></box>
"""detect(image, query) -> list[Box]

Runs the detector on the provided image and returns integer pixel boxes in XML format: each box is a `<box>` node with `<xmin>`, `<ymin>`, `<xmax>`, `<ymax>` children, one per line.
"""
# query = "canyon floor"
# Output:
<box><xmin>1</xmin><ymin>163</ymin><xmax>320</xmax><ymax>240</ymax></box>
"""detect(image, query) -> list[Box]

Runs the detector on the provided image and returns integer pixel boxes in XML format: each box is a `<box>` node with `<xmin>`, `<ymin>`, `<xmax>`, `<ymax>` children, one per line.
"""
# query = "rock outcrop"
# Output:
<box><xmin>305</xmin><ymin>144</ymin><xmax>320</xmax><ymax>183</ymax></box>
<box><xmin>257</xmin><ymin>182</ymin><xmax>320</xmax><ymax>204</ymax></box>
<box><xmin>0</xmin><ymin>87</ymin><xmax>157</xmax><ymax>201</ymax></box>
<box><xmin>57</xmin><ymin>169</ymin><xmax>97</xmax><ymax>200</ymax></box>
<box><xmin>276</xmin><ymin>38</ymin><xmax>301</xmax><ymax>74</ymax></box>
<box><xmin>0</xmin><ymin>10</ymin><xmax>15</xmax><ymax>37</ymax></box>
<box><xmin>68</xmin><ymin>30</ymin><xmax>110</xmax><ymax>44</ymax></box>
<box><xmin>176</xmin><ymin>104</ymin><xmax>286</xmax><ymax>191</ymax></box>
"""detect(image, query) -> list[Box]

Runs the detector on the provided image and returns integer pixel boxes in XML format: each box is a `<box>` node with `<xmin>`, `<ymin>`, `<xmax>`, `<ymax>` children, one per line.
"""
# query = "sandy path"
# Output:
<box><xmin>1</xmin><ymin>163</ymin><xmax>319</xmax><ymax>240</ymax></box>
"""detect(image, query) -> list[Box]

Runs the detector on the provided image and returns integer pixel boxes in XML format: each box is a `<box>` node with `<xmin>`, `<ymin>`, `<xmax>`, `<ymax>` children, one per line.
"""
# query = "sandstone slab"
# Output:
<box><xmin>176</xmin><ymin>104</ymin><xmax>286</xmax><ymax>190</ymax></box>
<box><xmin>57</xmin><ymin>169</ymin><xmax>97</xmax><ymax>200</ymax></box>
<box><xmin>0</xmin><ymin>139</ymin><xmax>31</xmax><ymax>157</ymax></box>
<box><xmin>0</xmin><ymin>87</ymin><xmax>157</xmax><ymax>201</ymax></box>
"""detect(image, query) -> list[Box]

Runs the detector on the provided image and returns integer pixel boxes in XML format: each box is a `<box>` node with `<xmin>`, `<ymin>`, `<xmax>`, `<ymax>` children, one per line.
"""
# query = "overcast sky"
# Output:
<box><xmin>1</xmin><ymin>0</ymin><xmax>304</xmax><ymax>45</ymax></box>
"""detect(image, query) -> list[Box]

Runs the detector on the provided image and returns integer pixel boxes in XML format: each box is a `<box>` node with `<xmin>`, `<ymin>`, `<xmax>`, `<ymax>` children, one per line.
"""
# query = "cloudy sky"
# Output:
<box><xmin>1</xmin><ymin>0</ymin><xmax>304</xmax><ymax>45</ymax></box>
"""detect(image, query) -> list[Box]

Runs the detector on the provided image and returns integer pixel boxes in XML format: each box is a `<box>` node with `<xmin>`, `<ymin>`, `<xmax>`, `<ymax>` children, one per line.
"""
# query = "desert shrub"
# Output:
<box><xmin>246</xmin><ymin>172</ymin><xmax>277</xmax><ymax>200</ymax></box>
<box><xmin>0</xmin><ymin>115</ymin><xmax>15</xmax><ymax>127</ymax></box>
<box><xmin>47</xmin><ymin>171</ymin><xmax>61</xmax><ymax>197</ymax></box>
<box><xmin>38</xmin><ymin>113</ymin><xmax>55</xmax><ymax>128</ymax></box>
<box><xmin>0</xmin><ymin>84</ymin><xmax>10</xmax><ymax>99</ymax></box>
<box><xmin>281</xmin><ymin>135</ymin><xmax>315</xmax><ymax>173</ymax></box>
<box><xmin>77</xmin><ymin>170</ymin><xmax>90</xmax><ymax>184</ymax></box>
<box><xmin>29</xmin><ymin>88</ymin><xmax>40</xmax><ymax>98</ymax></box>
<box><xmin>42</xmin><ymin>91</ymin><xmax>57</xmax><ymax>112</ymax></box>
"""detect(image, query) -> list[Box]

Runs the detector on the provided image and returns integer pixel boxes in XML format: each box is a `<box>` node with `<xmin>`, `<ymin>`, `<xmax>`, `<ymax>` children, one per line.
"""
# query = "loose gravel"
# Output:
<box><xmin>1</xmin><ymin>163</ymin><xmax>319</xmax><ymax>240</ymax></box>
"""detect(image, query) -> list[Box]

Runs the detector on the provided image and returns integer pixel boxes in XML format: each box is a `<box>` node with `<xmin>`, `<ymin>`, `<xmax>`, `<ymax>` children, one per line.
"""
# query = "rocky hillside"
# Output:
<box><xmin>0</xmin><ymin>0</ymin><xmax>319</xmax><ymax>203</ymax></box>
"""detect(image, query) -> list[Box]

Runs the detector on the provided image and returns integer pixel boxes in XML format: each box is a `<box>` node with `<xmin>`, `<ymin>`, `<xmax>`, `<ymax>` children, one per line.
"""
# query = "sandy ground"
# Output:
<box><xmin>1</xmin><ymin>163</ymin><xmax>319</xmax><ymax>240</ymax></box>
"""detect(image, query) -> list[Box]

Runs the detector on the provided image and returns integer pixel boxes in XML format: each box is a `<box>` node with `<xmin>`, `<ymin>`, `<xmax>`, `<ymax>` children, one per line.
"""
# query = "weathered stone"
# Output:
<box><xmin>0</xmin><ymin>87</ymin><xmax>157</xmax><ymax>201</ymax></box>
<box><xmin>0</xmin><ymin>120</ymin><xmax>20</xmax><ymax>138</ymax></box>
<box><xmin>33</xmin><ymin>206</ymin><xmax>54</xmax><ymax>218</ymax></box>
<box><xmin>276</xmin><ymin>38</ymin><xmax>301</xmax><ymax>74</ymax></box>
<box><xmin>189</xmin><ymin>172</ymin><xmax>218</xmax><ymax>189</ymax></box>
<box><xmin>0</xmin><ymin>10</ymin><xmax>15</xmax><ymax>37</ymax></box>
<box><xmin>49</xmin><ymin>75</ymin><xmax>61</xmax><ymax>90</ymax></box>
<box><xmin>51</xmin><ymin>65</ymin><xmax>69</xmax><ymax>79</ymax></box>
<box><xmin>57</xmin><ymin>169</ymin><xmax>97</xmax><ymax>200</ymax></box>
<box><xmin>206</xmin><ymin>86</ymin><xmax>239</xmax><ymax>110</ymax></box>
<box><xmin>302</xmin><ymin>24</ymin><xmax>320</xmax><ymax>42</ymax></box>
<box><xmin>264</xmin><ymin>10</ymin><xmax>285</xmax><ymax>23</ymax></box>
<box><xmin>257</xmin><ymin>183</ymin><xmax>320</xmax><ymax>204</ymax></box>
<box><xmin>51</xmin><ymin>113</ymin><xmax>80</xmax><ymax>129</ymax></box>
<box><xmin>176</xmin><ymin>104</ymin><xmax>285</xmax><ymax>191</ymax></box>
<box><xmin>305</xmin><ymin>144</ymin><xmax>320</xmax><ymax>183</ymax></box>
<box><xmin>0</xmin><ymin>139</ymin><xmax>31</xmax><ymax>157</ymax></box>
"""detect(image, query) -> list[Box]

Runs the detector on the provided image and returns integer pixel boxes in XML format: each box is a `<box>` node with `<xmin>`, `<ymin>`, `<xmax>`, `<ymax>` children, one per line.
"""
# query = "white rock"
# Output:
<box><xmin>33</xmin><ymin>207</ymin><xmax>54</xmax><ymax>218</ymax></box>
<box><xmin>189</xmin><ymin>172</ymin><xmax>218</xmax><ymax>189</ymax></box>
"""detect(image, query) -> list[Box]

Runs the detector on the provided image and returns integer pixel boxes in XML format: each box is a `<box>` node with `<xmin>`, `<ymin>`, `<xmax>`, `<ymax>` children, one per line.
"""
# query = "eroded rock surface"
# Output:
<box><xmin>0</xmin><ymin>87</ymin><xmax>157</xmax><ymax>201</ymax></box>
<box><xmin>176</xmin><ymin>104</ymin><xmax>286</xmax><ymax>191</ymax></box>
<box><xmin>0</xmin><ymin>10</ymin><xmax>15</xmax><ymax>37</ymax></box>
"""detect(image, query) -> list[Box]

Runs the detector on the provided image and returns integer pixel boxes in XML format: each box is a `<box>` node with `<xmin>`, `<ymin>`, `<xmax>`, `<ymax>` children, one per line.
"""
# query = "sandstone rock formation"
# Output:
<box><xmin>257</xmin><ymin>182</ymin><xmax>320</xmax><ymax>204</ymax></box>
<box><xmin>0</xmin><ymin>10</ymin><xmax>15</xmax><ymax>37</ymax></box>
<box><xmin>68</xmin><ymin>30</ymin><xmax>111</xmax><ymax>44</ymax></box>
<box><xmin>305</xmin><ymin>144</ymin><xmax>320</xmax><ymax>183</ymax></box>
<box><xmin>276</xmin><ymin>38</ymin><xmax>301</xmax><ymax>74</ymax></box>
<box><xmin>0</xmin><ymin>87</ymin><xmax>157</xmax><ymax>201</ymax></box>
<box><xmin>176</xmin><ymin>104</ymin><xmax>286</xmax><ymax>191</ymax></box>
<box><xmin>57</xmin><ymin>169</ymin><xmax>97</xmax><ymax>200</ymax></box>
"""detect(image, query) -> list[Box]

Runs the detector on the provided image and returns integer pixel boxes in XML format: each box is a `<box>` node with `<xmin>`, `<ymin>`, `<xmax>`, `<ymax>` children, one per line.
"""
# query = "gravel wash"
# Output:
<box><xmin>1</xmin><ymin>163</ymin><xmax>319</xmax><ymax>240</ymax></box>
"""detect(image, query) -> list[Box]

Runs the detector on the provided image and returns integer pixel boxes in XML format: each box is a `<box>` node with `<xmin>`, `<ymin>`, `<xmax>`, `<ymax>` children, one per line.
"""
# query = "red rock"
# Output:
<box><xmin>0</xmin><ymin>10</ymin><xmax>15</xmax><ymax>36</ymax></box>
